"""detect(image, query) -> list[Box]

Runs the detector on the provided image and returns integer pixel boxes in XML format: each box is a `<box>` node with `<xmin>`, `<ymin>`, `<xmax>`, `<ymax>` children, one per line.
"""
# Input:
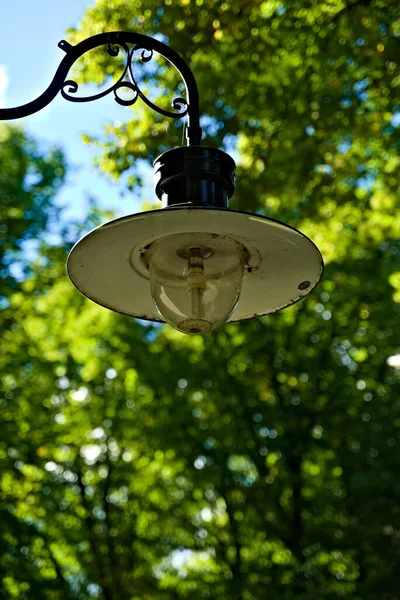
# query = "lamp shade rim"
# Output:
<box><xmin>67</xmin><ymin>206</ymin><xmax>324</xmax><ymax>324</ymax></box>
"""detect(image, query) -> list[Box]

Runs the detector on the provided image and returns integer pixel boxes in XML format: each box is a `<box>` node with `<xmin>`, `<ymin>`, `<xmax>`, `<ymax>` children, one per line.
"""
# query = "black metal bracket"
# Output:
<box><xmin>0</xmin><ymin>31</ymin><xmax>202</xmax><ymax>146</ymax></box>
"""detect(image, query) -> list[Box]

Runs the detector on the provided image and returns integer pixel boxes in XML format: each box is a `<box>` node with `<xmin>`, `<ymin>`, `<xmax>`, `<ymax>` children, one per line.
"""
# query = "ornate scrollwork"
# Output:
<box><xmin>58</xmin><ymin>40</ymin><xmax>188</xmax><ymax>118</ymax></box>
<box><xmin>0</xmin><ymin>31</ymin><xmax>201</xmax><ymax>145</ymax></box>
<box><xmin>113</xmin><ymin>81</ymin><xmax>139</xmax><ymax>107</ymax></box>
<box><xmin>127</xmin><ymin>44</ymin><xmax>188</xmax><ymax>118</ymax></box>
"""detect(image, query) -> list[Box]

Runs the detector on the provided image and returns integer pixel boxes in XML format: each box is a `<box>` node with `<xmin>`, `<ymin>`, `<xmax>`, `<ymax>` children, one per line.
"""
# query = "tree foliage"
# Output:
<box><xmin>1</xmin><ymin>1</ymin><xmax>400</xmax><ymax>599</ymax></box>
<box><xmin>0</xmin><ymin>124</ymin><xmax>65</xmax><ymax>291</ymax></box>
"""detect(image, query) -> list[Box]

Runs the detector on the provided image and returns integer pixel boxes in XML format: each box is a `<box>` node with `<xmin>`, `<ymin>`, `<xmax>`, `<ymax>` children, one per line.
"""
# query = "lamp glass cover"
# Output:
<box><xmin>146</xmin><ymin>233</ymin><xmax>245</xmax><ymax>334</ymax></box>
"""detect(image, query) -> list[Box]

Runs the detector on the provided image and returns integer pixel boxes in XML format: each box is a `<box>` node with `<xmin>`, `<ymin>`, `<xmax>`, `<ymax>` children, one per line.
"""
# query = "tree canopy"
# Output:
<box><xmin>1</xmin><ymin>1</ymin><xmax>400</xmax><ymax>599</ymax></box>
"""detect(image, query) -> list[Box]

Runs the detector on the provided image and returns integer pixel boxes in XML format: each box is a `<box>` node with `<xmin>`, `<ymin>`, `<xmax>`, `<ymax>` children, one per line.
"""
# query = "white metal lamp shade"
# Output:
<box><xmin>67</xmin><ymin>206</ymin><xmax>323</xmax><ymax>326</ymax></box>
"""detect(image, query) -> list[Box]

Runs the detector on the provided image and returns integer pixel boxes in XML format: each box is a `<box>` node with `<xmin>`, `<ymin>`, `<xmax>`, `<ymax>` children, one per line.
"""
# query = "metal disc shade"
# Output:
<box><xmin>67</xmin><ymin>207</ymin><xmax>324</xmax><ymax>323</ymax></box>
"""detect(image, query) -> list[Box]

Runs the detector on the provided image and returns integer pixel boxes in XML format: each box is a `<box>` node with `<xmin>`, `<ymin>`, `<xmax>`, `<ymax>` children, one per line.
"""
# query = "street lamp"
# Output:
<box><xmin>0</xmin><ymin>32</ymin><xmax>323</xmax><ymax>334</ymax></box>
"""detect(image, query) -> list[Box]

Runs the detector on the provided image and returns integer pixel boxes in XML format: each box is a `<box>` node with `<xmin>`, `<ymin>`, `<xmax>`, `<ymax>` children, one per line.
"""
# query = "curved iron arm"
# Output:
<box><xmin>0</xmin><ymin>31</ymin><xmax>202</xmax><ymax>146</ymax></box>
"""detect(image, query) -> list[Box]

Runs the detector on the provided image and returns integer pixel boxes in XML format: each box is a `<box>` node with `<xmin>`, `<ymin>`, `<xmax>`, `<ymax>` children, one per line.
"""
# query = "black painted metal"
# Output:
<box><xmin>154</xmin><ymin>146</ymin><xmax>236</xmax><ymax>209</ymax></box>
<box><xmin>0</xmin><ymin>32</ymin><xmax>202</xmax><ymax>146</ymax></box>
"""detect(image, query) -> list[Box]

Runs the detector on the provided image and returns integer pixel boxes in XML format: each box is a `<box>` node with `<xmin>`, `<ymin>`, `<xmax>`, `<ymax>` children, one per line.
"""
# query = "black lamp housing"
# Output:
<box><xmin>154</xmin><ymin>146</ymin><xmax>236</xmax><ymax>209</ymax></box>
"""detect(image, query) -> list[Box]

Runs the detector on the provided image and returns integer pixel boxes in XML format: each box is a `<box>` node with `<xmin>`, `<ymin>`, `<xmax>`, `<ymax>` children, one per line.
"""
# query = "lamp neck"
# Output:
<box><xmin>154</xmin><ymin>146</ymin><xmax>236</xmax><ymax>209</ymax></box>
